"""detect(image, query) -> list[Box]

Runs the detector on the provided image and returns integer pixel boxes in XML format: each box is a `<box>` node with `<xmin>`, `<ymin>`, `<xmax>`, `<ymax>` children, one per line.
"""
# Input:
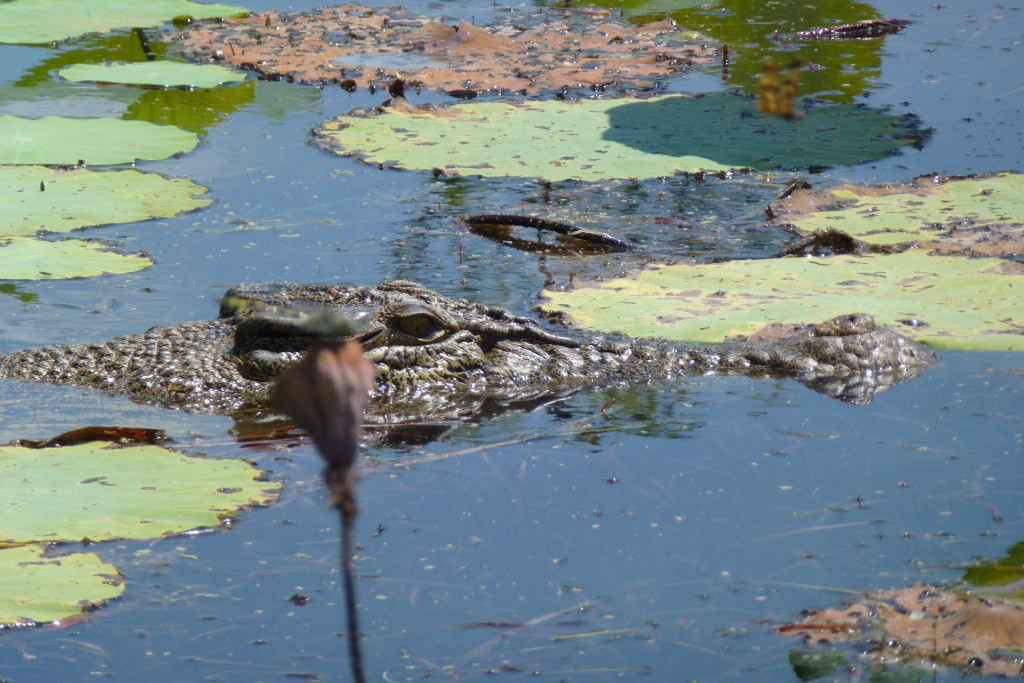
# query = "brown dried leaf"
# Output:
<box><xmin>164</xmin><ymin>4</ymin><xmax>716</xmax><ymax>95</ymax></box>
<box><xmin>779</xmin><ymin>583</ymin><xmax>1024</xmax><ymax>676</ymax></box>
<box><xmin>11</xmin><ymin>426</ymin><xmax>168</xmax><ymax>449</ymax></box>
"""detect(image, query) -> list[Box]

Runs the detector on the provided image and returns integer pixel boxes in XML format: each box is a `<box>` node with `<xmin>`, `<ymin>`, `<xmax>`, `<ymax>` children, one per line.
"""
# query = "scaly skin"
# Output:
<box><xmin>0</xmin><ymin>280</ymin><xmax>938</xmax><ymax>420</ymax></box>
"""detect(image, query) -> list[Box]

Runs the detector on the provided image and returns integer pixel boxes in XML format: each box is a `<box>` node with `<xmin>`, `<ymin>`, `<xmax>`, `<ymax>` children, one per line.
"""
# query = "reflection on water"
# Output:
<box><xmin>579</xmin><ymin>0</ymin><xmax>890</xmax><ymax>102</ymax></box>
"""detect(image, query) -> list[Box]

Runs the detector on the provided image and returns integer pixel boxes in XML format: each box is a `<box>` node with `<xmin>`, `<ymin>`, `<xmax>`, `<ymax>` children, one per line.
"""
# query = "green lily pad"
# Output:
<box><xmin>14</xmin><ymin>30</ymin><xmax>173</xmax><ymax>87</ymax></box>
<box><xmin>963</xmin><ymin>542</ymin><xmax>1024</xmax><ymax>589</ymax></box>
<box><xmin>0</xmin><ymin>545</ymin><xmax>124</xmax><ymax>626</ymax></box>
<box><xmin>0</xmin><ymin>80</ymin><xmax>142</xmax><ymax>119</ymax></box>
<box><xmin>0</xmin><ymin>237</ymin><xmax>153</xmax><ymax>280</ymax></box>
<box><xmin>771</xmin><ymin>172</ymin><xmax>1024</xmax><ymax>255</ymax></box>
<box><xmin>0</xmin><ymin>441</ymin><xmax>280</xmax><ymax>544</ymax></box>
<box><xmin>59</xmin><ymin>60</ymin><xmax>245</xmax><ymax>88</ymax></box>
<box><xmin>314</xmin><ymin>93</ymin><xmax>926</xmax><ymax>181</ymax></box>
<box><xmin>0</xmin><ymin>115</ymin><xmax>199</xmax><ymax>165</ymax></box>
<box><xmin>540</xmin><ymin>250</ymin><xmax>1023</xmax><ymax>350</ymax></box>
<box><xmin>1</xmin><ymin>166</ymin><xmax>211</xmax><ymax>237</ymax></box>
<box><xmin>0</xmin><ymin>0</ymin><xmax>249</xmax><ymax>45</ymax></box>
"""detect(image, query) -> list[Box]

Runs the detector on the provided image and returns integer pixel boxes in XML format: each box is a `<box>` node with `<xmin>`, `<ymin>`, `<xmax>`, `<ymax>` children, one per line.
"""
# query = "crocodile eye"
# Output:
<box><xmin>399</xmin><ymin>313</ymin><xmax>433</xmax><ymax>336</ymax></box>
<box><xmin>395</xmin><ymin>311</ymin><xmax>449</xmax><ymax>342</ymax></box>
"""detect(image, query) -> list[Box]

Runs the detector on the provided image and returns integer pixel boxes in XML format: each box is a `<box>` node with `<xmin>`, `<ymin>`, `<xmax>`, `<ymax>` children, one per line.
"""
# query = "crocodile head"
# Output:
<box><xmin>221</xmin><ymin>281</ymin><xmax>938</xmax><ymax>416</ymax></box>
<box><xmin>0</xmin><ymin>280</ymin><xmax>937</xmax><ymax>422</ymax></box>
<box><xmin>221</xmin><ymin>280</ymin><xmax>594</xmax><ymax>421</ymax></box>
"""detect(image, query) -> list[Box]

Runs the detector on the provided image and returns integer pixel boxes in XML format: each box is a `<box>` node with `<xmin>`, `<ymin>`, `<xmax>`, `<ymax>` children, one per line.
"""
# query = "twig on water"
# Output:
<box><xmin>272</xmin><ymin>340</ymin><xmax>375</xmax><ymax>683</ymax></box>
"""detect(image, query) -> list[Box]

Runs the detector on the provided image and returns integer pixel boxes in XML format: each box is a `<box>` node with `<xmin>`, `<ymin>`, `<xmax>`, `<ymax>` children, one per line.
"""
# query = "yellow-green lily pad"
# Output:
<box><xmin>540</xmin><ymin>250</ymin><xmax>1023</xmax><ymax>351</ymax></box>
<box><xmin>2</xmin><ymin>166</ymin><xmax>211</xmax><ymax>237</ymax></box>
<box><xmin>0</xmin><ymin>115</ymin><xmax>199</xmax><ymax>165</ymax></box>
<box><xmin>0</xmin><ymin>441</ymin><xmax>281</xmax><ymax>544</ymax></box>
<box><xmin>0</xmin><ymin>0</ymin><xmax>249</xmax><ymax>45</ymax></box>
<box><xmin>0</xmin><ymin>237</ymin><xmax>152</xmax><ymax>280</ymax></box>
<box><xmin>59</xmin><ymin>60</ymin><xmax>245</xmax><ymax>89</ymax></box>
<box><xmin>314</xmin><ymin>93</ymin><xmax>926</xmax><ymax>181</ymax></box>
<box><xmin>771</xmin><ymin>172</ymin><xmax>1024</xmax><ymax>254</ymax></box>
<box><xmin>0</xmin><ymin>545</ymin><xmax>124</xmax><ymax>627</ymax></box>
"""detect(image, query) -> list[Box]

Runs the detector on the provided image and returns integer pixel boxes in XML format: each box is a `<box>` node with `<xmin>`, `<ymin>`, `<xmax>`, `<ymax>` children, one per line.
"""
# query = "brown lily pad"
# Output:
<box><xmin>779</xmin><ymin>583</ymin><xmax>1024</xmax><ymax>676</ymax></box>
<box><xmin>165</xmin><ymin>4</ymin><xmax>716</xmax><ymax>95</ymax></box>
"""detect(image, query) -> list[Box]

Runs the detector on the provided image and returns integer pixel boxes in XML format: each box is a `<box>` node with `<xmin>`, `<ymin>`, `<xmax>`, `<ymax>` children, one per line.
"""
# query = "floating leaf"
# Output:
<box><xmin>0</xmin><ymin>441</ymin><xmax>280</xmax><ymax>544</ymax></box>
<box><xmin>0</xmin><ymin>80</ymin><xmax>141</xmax><ymax>119</ymax></box>
<box><xmin>1</xmin><ymin>166</ymin><xmax>211</xmax><ymax>237</ymax></box>
<box><xmin>0</xmin><ymin>237</ymin><xmax>153</xmax><ymax>280</ymax></box>
<box><xmin>771</xmin><ymin>172</ymin><xmax>1024</xmax><ymax>256</ymax></box>
<box><xmin>963</xmin><ymin>542</ymin><xmax>1024</xmax><ymax>589</ymax></box>
<box><xmin>0</xmin><ymin>115</ymin><xmax>198</xmax><ymax>165</ymax></box>
<box><xmin>13</xmin><ymin>30</ymin><xmax>173</xmax><ymax>87</ymax></box>
<box><xmin>540</xmin><ymin>250</ymin><xmax>1023</xmax><ymax>350</ymax></box>
<box><xmin>168</xmin><ymin>4</ymin><xmax>714</xmax><ymax>95</ymax></box>
<box><xmin>0</xmin><ymin>0</ymin><xmax>249</xmax><ymax>45</ymax></box>
<box><xmin>59</xmin><ymin>60</ymin><xmax>245</xmax><ymax>88</ymax></box>
<box><xmin>314</xmin><ymin>93</ymin><xmax>927</xmax><ymax>181</ymax></box>
<box><xmin>788</xmin><ymin>650</ymin><xmax>849</xmax><ymax>681</ymax></box>
<box><xmin>779</xmin><ymin>583</ymin><xmax>1024</xmax><ymax>677</ymax></box>
<box><xmin>0</xmin><ymin>545</ymin><xmax>124</xmax><ymax>627</ymax></box>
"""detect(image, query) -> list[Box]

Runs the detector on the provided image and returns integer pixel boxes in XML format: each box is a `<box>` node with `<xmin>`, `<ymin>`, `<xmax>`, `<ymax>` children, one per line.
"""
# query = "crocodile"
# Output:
<box><xmin>0</xmin><ymin>280</ymin><xmax>938</xmax><ymax>421</ymax></box>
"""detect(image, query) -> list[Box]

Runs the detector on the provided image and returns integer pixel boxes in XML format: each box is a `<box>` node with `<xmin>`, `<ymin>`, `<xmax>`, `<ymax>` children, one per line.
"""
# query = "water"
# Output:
<box><xmin>0</xmin><ymin>0</ymin><xmax>1022</xmax><ymax>680</ymax></box>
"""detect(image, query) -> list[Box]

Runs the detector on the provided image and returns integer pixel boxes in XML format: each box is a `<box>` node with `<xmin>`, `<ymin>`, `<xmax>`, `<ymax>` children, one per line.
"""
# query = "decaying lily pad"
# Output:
<box><xmin>779</xmin><ymin>583</ymin><xmax>1024</xmax><ymax>677</ymax></box>
<box><xmin>770</xmin><ymin>172</ymin><xmax>1024</xmax><ymax>257</ymax></box>
<box><xmin>59</xmin><ymin>60</ymin><xmax>245</xmax><ymax>88</ymax></box>
<box><xmin>539</xmin><ymin>249</ymin><xmax>1023</xmax><ymax>350</ymax></box>
<box><xmin>0</xmin><ymin>440</ymin><xmax>281</xmax><ymax>545</ymax></box>
<box><xmin>1</xmin><ymin>166</ymin><xmax>212</xmax><ymax>237</ymax></box>
<box><xmin>0</xmin><ymin>237</ymin><xmax>153</xmax><ymax>280</ymax></box>
<box><xmin>0</xmin><ymin>0</ymin><xmax>249</xmax><ymax>45</ymax></box>
<box><xmin>0</xmin><ymin>115</ymin><xmax>199</xmax><ymax>165</ymax></box>
<box><xmin>0</xmin><ymin>545</ymin><xmax>124</xmax><ymax>627</ymax></box>
<box><xmin>167</xmin><ymin>4</ymin><xmax>715</xmax><ymax>95</ymax></box>
<box><xmin>315</xmin><ymin>93</ymin><xmax>927</xmax><ymax>180</ymax></box>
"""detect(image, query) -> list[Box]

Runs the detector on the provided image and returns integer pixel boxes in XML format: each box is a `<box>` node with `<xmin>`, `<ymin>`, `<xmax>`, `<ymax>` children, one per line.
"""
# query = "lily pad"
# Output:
<box><xmin>168</xmin><ymin>4</ymin><xmax>714</xmax><ymax>95</ymax></box>
<box><xmin>0</xmin><ymin>115</ymin><xmax>199</xmax><ymax>165</ymax></box>
<box><xmin>963</xmin><ymin>542</ymin><xmax>1024</xmax><ymax>591</ymax></box>
<box><xmin>314</xmin><ymin>93</ymin><xmax>927</xmax><ymax>181</ymax></box>
<box><xmin>0</xmin><ymin>545</ymin><xmax>124</xmax><ymax>626</ymax></box>
<box><xmin>771</xmin><ymin>172</ymin><xmax>1024</xmax><ymax>256</ymax></box>
<box><xmin>0</xmin><ymin>0</ymin><xmax>249</xmax><ymax>45</ymax></box>
<box><xmin>540</xmin><ymin>250</ymin><xmax>1023</xmax><ymax>350</ymax></box>
<box><xmin>0</xmin><ymin>441</ymin><xmax>280</xmax><ymax>544</ymax></box>
<box><xmin>0</xmin><ymin>80</ymin><xmax>142</xmax><ymax>119</ymax></box>
<box><xmin>0</xmin><ymin>237</ymin><xmax>153</xmax><ymax>280</ymax></box>
<box><xmin>59</xmin><ymin>60</ymin><xmax>245</xmax><ymax>88</ymax></box>
<box><xmin>779</xmin><ymin>583</ymin><xmax>1024</xmax><ymax>677</ymax></box>
<box><xmin>1</xmin><ymin>166</ymin><xmax>212</xmax><ymax>237</ymax></box>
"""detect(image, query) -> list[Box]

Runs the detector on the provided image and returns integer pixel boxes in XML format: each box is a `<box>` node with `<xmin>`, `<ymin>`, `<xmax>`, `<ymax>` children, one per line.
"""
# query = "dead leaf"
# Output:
<box><xmin>779</xmin><ymin>583</ymin><xmax>1024</xmax><ymax>676</ymax></box>
<box><xmin>165</xmin><ymin>4</ymin><xmax>716</xmax><ymax>95</ymax></box>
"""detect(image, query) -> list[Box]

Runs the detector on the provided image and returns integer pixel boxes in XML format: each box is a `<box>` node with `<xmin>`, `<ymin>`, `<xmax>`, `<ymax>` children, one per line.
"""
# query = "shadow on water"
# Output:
<box><xmin>601</xmin><ymin>92</ymin><xmax>929</xmax><ymax>171</ymax></box>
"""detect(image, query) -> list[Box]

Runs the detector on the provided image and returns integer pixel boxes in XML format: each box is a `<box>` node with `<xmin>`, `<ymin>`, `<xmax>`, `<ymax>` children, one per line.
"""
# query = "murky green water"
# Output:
<box><xmin>1</xmin><ymin>0</ymin><xmax>1021</xmax><ymax>680</ymax></box>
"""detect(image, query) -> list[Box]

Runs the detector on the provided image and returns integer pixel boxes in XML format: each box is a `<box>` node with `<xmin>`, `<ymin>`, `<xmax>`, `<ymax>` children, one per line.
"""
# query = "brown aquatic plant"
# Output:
<box><xmin>165</xmin><ymin>4</ymin><xmax>716</xmax><ymax>96</ymax></box>
<box><xmin>272</xmin><ymin>340</ymin><xmax>375</xmax><ymax>683</ymax></box>
<box><xmin>779</xmin><ymin>583</ymin><xmax>1024</xmax><ymax>676</ymax></box>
